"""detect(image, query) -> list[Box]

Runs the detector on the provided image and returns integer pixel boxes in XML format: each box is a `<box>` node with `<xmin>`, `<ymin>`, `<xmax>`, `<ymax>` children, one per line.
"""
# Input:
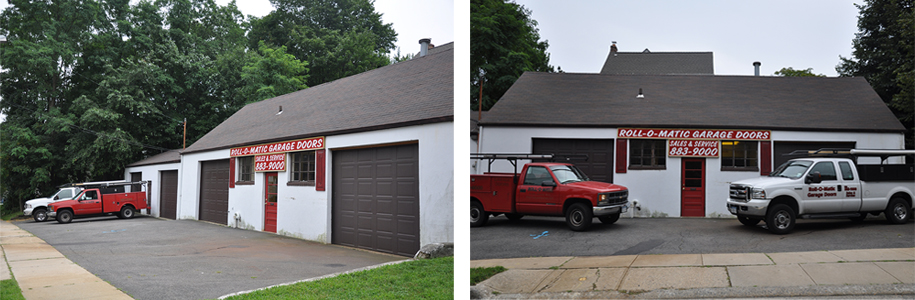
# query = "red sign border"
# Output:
<box><xmin>618</xmin><ymin>128</ymin><xmax>771</xmax><ymax>141</ymax></box>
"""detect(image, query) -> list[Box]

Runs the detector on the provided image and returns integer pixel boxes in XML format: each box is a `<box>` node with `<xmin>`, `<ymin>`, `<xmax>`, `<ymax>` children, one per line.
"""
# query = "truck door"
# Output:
<box><xmin>74</xmin><ymin>190</ymin><xmax>103</xmax><ymax>215</ymax></box>
<box><xmin>837</xmin><ymin>161</ymin><xmax>862</xmax><ymax>211</ymax></box>
<box><xmin>515</xmin><ymin>166</ymin><xmax>559</xmax><ymax>214</ymax></box>
<box><xmin>802</xmin><ymin>161</ymin><xmax>843</xmax><ymax>213</ymax></box>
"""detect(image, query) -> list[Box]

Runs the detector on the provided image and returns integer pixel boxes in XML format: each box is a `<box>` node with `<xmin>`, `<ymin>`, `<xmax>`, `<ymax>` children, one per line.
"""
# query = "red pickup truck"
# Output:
<box><xmin>48</xmin><ymin>181</ymin><xmax>149</xmax><ymax>224</ymax></box>
<box><xmin>471</xmin><ymin>154</ymin><xmax>629</xmax><ymax>231</ymax></box>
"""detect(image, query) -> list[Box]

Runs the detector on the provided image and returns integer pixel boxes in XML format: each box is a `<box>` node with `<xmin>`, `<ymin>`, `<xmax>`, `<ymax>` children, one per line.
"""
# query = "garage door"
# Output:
<box><xmin>773</xmin><ymin>141</ymin><xmax>856</xmax><ymax>170</ymax></box>
<box><xmin>160</xmin><ymin>170</ymin><xmax>178</xmax><ymax>220</ymax></box>
<box><xmin>199</xmin><ymin>160</ymin><xmax>229</xmax><ymax>225</ymax></box>
<box><xmin>533</xmin><ymin>138</ymin><xmax>614</xmax><ymax>183</ymax></box>
<box><xmin>332</xmin><ymin>143</ymin><xmax>419</xmax><ymax>257</ymax></box>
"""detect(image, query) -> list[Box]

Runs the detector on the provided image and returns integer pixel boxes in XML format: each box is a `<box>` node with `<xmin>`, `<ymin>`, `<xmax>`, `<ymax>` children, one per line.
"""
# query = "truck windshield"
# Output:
<box><xmin>550</xmin><ymin>165</ymin><xmax>590</xmax><ymax>184</ymax></box>
<box><xmin>770</xmin><ymin>160</ymin><xmax>813</xmax><ymax>179</ymax></box>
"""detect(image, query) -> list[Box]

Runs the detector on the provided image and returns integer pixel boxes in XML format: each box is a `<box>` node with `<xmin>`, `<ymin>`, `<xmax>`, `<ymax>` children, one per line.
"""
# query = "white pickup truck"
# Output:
<box><xmin>23</xmin><ymin>187</ymin><xmax>83</xmax><ymax>222</ymax></box>
<box><xmin>726</xmin><ymin>149</ymin><xmax>914</xmax><ymax>234</ymax></box>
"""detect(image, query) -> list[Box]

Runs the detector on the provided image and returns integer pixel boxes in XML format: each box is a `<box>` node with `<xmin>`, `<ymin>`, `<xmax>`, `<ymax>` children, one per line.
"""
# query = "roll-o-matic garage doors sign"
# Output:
<box><xmin>230</xmin><ymin>136</ymin><xmax>325</xmax><ymax>157</ymax></box>
<box><xmin>618</xmin><ymin>128</ymin><xmax>771</xmax><ymax>140</ymax></box>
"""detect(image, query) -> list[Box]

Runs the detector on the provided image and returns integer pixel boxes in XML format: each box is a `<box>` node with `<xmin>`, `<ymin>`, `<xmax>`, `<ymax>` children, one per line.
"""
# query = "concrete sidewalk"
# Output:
<box><xmin>1</xmin><ymin>220</ymin><xmax>132</xmax><ymax>300</ymax></box>
<box><xmin>471</xmin><ymin>248</ymin><xmax>915</xmax><ymax>299</ymax></box>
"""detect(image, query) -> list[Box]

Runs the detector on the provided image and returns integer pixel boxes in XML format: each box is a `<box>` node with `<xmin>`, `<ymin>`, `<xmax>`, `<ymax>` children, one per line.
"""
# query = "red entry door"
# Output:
<box><xmin>264</xmin><ymin>172</ymin><xmax>278</xmax><ymax>233</ymax></box>
<box><xmin>681</xmin><ymin>158</ymin><xmax>705</xmax><ymax>217</ymax></box>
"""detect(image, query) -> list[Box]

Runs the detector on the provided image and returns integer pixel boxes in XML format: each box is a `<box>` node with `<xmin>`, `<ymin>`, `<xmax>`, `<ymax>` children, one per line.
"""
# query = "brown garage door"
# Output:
<box><xmin>199</xmin><ymin>160</ymin><xmax>229</xmax><ymax>225</ymax></box>
<box><xmin>533</xmin><ymin>138</ymin><xmax>614</xmax><ymax>183</ymax></box>
<box><xmin>332</xmin><ymin>143</ymin><xmax>420</xmax><ymax>257</ymax></box>
<box><xmin>160</xmin><ymin>170</ymin><xmax>178</xmax><ymax>220</ymax></box>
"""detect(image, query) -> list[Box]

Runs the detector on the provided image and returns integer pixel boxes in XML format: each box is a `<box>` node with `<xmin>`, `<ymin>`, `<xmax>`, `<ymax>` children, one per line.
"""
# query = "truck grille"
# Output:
<box><xmin>602</xmin><ymin>190</ymin><xmax>628</xmax><ymax>206</ymax></box>
<box><xmin>729</xmin><ymin>184</ymin><xmax>749</xmax><ymax>201</ymax></box>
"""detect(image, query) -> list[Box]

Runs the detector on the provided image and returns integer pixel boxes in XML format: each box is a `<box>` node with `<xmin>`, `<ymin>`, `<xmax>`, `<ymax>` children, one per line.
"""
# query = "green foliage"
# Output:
<box><xmin>225</xmin><ymin>257</ymin><xmax>453</xmax><ymax>300</ymax></box>
<box><xmin>0</xmin><ymin>279</ymin><xmax>26</xmax><ymax>300</ymax></box>
<box><xmin>836</xmin><ymin>0</ymin><xmax>914</xmax><ymax>148</ymax></box>
<box><xmin>470</xmin><ymin>265</ymin><xmax>507</xmax><ymax>285</ymax></box>
<box><xmin>471</xmin><ymin>0</ymin><xmax>554</xmax><ymax>111</ymax></box>
<box><xmin>248</xmin><ymin>0</ymin><xmax>397</xmax><ymax>87</ymax></box>
<box><xmin>774</xmin><ymin>67</ymin><xmax>825</xmax><ymax>77</ymax></box>
<box><xmin>240</xmin><ymin>41</ymin><xmax>309</xmax><ymax>103</ymax></box>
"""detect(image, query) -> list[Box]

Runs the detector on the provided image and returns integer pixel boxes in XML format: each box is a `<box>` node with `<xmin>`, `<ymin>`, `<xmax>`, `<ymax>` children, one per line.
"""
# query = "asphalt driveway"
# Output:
<box><xmin>14</xmin><ymin>216</ymin><xmax>405</xmax><ymax>300</ymax></box>
<box><xmin>471</xmin><ymin>215</ymin><xmax>915</xmax><ymax>260</ymax></box>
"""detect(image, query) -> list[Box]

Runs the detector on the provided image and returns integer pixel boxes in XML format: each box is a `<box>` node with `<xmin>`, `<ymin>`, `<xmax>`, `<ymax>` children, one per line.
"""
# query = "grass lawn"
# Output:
<box><xmin>1</xmin><ymin>279</ymin><xmax>25</xmax><ymax>300</ymax></box>
<box><xmin>471</xmin><ymin>266</ymin><xmax>507</xmax><ymax>285</ymax></box>
<box><xmin>224</xmin><ymin>256</ymin><xmax>453</xmax><ymax>300</ymax></box>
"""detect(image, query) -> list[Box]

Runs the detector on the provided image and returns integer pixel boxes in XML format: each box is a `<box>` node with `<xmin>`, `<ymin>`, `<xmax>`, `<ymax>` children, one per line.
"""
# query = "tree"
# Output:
<box><xmin>836</xmin><ymin>0</ymin><xmax>914</xmax><ymax>148</ymax></box>
<box><xmin>774</xmin><ymin>67</ymin><xmax>825</xmax><ymax>77</ymax></box>
<box><xmin>471</xmin><ymin>0</ymin><xmax>554</xmax><ymax>112</ymax></box>
<box><xmin>248</xmin><ymin>0</ymin><xmax>397</xmax><ymax>87</ymax></box>
<box><xmin>240</xmin><ymin>41</ymin><xmax>309</xmax><ymax>103</ymax></box>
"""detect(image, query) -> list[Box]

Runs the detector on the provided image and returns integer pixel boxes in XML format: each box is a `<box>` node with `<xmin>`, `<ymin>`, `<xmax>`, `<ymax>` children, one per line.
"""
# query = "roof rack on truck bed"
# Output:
<box><xmin>785</xmin><ymin>148</ymin><xmax>915</xmax><ymax>163</ymax></box>
<box><xmin>471</xmin><ymin>153</ymin><xmax>589</xmax><ymax>173</ymax></box>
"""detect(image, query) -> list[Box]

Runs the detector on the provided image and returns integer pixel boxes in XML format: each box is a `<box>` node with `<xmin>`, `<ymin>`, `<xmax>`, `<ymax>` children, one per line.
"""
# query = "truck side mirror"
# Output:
<box><xmin>805</xmin><ymin>171</ymin><xmax>822</xmax><ymax>184</ymax></box>
<box><xmin>53</xmin><ymin>196</ymin><xmax>59</xmax><ymax>200</ymax></box>
<box><xmin>541</xmin><ymin>180</ymin><xmax>556</xmax><ymax>187</ymax></box>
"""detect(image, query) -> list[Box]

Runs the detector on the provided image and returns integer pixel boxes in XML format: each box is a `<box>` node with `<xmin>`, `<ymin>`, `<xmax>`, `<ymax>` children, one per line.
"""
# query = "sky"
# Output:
<box><xmin>514</xmin><ymin>0</ymin><xmax>863</xmax><ymax>76</ymax></box>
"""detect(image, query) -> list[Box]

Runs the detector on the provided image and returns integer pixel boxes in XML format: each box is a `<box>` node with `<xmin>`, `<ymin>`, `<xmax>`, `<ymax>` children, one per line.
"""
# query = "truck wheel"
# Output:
<box><xmin>598</xmin><ymin>213</ymin><xmax>620</xmax><ymax>224</ymax></box>
<box><xmin>56</xmin><ymin>210</ymin><xmax>73</xmax><ymax>224</ymax></box>
<box><xmin>766</xmin><ymin>204</ymin><xmax>795</xmax><ymax>234</ymax></box>
<box><xmin>885</xmin><ymin>198</ymin><xmax>910</xmax><ymax>224</ymax></box>
<box><xmin>505</xmin><ymin>213</ymin><xmax>524</xmax><ymax>221</ymax></box>
<box><xmin>737</xmin><ymin>216</ymin><xmax>760</xmax><ymax>226</ymax></box>
<box><xmin>566</xmin><ymin>203</ymin><xmax>593</xmax><ymax>231</ymax></box>
<box><xmin>119</xmin><ymin>206</ymin><xmax>136</xmax><ymax>219</ymax></box>
<box><xmin>471</xmin><ymin>201</ymin><xmax>488</xmax><ymax>227</ymax></box>
<box><xmin>32</xmin><ymin>208</ymin><xmax>48</xmax><ymax>222</ymax></box>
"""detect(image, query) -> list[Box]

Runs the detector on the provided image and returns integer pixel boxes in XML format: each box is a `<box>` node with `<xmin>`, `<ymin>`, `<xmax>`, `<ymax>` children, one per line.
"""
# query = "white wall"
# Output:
<box><xmin>124</xmin><ymin>163</ymin><xmax>180</xmax><ymax>218</ymax></box>
<box><xmin>177</xmin><ymin>122</ymin><xmax>454</xmax><ymax>247</ymax></box>
<box><xmin>478</xmin><ymin>126</ymin><xmax>905</xmax><ymax>218</ymax></box>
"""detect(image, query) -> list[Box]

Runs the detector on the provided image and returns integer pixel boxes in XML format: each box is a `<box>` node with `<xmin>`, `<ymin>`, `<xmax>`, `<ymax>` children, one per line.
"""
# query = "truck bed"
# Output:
<box><xmin>471</xmin><ymin>173</ymin><xmax>518</xmax><ymax>213</ymax></box>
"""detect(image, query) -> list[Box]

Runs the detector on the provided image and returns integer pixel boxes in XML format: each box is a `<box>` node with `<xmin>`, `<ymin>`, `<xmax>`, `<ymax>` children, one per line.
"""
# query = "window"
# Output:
<box><xmin>809</xmin><ymin>161</ymin><xmax>838</xmax><ymax>181</ymax></box>
<box><xmin>57</xmin><ymin>189</ymin><xmax>73</xmax><ymax>200</ymax></box>
<box><xmin>522</xmin><ymin>166</ymin><xmax>551</xmax><ymax>186</ymax></box>
<box><xmin>629</xmin><ymin>139</ymin><xmax>666</xmax><ymax>169</ymax></box>
<box><xmin>838</xmin><ymin>162</ymin><xmax>855</xmax><ymax>180</ymax></box>
<box><xmin>289</xmin><ymin>151</ymin><xmax>316</xmax><ymax>186</ymax></box>
<box><xmin>237</xmin><ymin>156</ymin><xmax>254</xmax><ymax>183</ymax></box>
<box><xmin>721</xmin><ymin>141</ymin><xmax>758</xmax><ymax>171</ymax></box>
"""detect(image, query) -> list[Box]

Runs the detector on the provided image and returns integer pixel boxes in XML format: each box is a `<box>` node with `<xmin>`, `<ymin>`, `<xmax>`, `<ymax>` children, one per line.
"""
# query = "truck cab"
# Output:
<box><xmin>471</xmin><ymin>154</ymin><xmax>629</xmax><ymax>231</ymax></box>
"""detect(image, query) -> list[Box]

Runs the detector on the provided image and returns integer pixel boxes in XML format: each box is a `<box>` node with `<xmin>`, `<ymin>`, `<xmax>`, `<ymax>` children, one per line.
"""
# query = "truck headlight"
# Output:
<box><xmin>598</xmin><ymin>194</ymin><xmax>608</xmax><ymax>206</ymax></box>
<box><xmin>750</xmin><ymin>188</ymin><xmax>766</xmax><ymax>200</ymax></box>
<box><xmin>47</xmin><ymin>205</ymin><xmax>54</xmax><ymax>212</ymax></box>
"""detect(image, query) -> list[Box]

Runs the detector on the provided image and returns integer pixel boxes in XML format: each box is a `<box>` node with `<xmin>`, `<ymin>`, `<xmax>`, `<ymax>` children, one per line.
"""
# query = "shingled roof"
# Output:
<box><xmin>600</xmin><ymin>51</ymin><xmax>714</xmax><ymax>75</ymax></box>
<box><xmin>184</xmin><ymin>42</ymin><xmax>454</xmax><ymax>154</ymax></box>
<box><xmin>127</xmin><ymin>149</ymin><xmax>181</xmax><ymax>167</ymax></box>
<box><xmin>482</xmin><ymin>72</ymin><xmax>904</xmax><ymax>133</ymax></box>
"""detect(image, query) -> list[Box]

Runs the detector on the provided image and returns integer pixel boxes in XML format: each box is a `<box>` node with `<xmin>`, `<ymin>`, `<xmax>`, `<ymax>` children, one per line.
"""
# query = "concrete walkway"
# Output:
<box><xmin>472</xmin><ymin>248</ymin><xmax>915</xmax><ymax>298</ymax></box>
<box><xmin>1</xmin><ymin>220</ymin><xmax>133</xmax><ymax>300</ymax></box>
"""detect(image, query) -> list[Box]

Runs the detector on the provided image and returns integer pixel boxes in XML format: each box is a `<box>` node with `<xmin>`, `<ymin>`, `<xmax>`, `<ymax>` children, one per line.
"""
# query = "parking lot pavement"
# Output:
<box><xmin>471</xmin><ymin>248</ymin><xmax>915</xmax><ymax>299</ymax></box>
<box><xmin>10</xmin><ymin>216</ymin><xmax>406</xmax><ymax>300</ymax></box>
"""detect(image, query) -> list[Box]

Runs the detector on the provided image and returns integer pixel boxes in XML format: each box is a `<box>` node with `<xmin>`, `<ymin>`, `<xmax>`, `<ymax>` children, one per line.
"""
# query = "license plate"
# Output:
<box><xmin>728</xmin><ymin>205</ymin><xmax>737</xmax><ymax>214</ymax></box>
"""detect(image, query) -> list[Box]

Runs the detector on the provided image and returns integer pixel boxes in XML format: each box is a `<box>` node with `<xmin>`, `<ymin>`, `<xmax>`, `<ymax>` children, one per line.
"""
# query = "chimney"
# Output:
<box><xmin>610</xmin><ymin>41</ymin><xmax>618</xmax><ymax>56</ymax></box>
<box><xmin>753</xmin><ymin>61</ymin><xmax>761</xmax><ymax>76</ymax></box>
<box><xmin>419</xmin><ymin>38</ymin><xmax>431</xmax><ymax>57</ymax></box>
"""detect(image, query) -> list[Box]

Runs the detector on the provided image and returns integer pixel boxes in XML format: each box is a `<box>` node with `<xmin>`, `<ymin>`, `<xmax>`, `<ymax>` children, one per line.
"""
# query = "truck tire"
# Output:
<box><xmin>471</xmin><ymin>201</ymin><xmax>488</xmax><ymax>227</ymax></box>
<box><xmin>738</xmin><ymin>216</ymin><xmax>760</xmax><ymax>226</ymax></box>
<box><xmin>505</xmin><ymin>213</ymin><xmax>524</xmax><ymax>221</ymax></box>
<box><xmin>766</xmin><ymin>204</ymin><xmax>795</xmax><ymax>234</ymax></box>
<box><xmin>598</xmin><ymin>213</ymin><xmax>620</xmax><ymax>224</ymax></box>
<box><xmin>885</xmin><ymin>198</ymin><xmax>910</xmax><ymax>224</ymax></box>
<box><xmin>32</xmin><ymin>208</ymin><xmax>48</xmax><ymax>222</ymax></box>
<box><xmin>119</xmin><ymin>206</ymin><xmax>136</xmax><ymax>219</ymax></box>
<box><xmin>566</xmin><ymin>203</ymin><xmax>592</xmax><ymax>231</ymax></box>
<box><xmin>56</xmin><ymin>210</ymin><xmax>73</xmax><ymax>224</ymax></box>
